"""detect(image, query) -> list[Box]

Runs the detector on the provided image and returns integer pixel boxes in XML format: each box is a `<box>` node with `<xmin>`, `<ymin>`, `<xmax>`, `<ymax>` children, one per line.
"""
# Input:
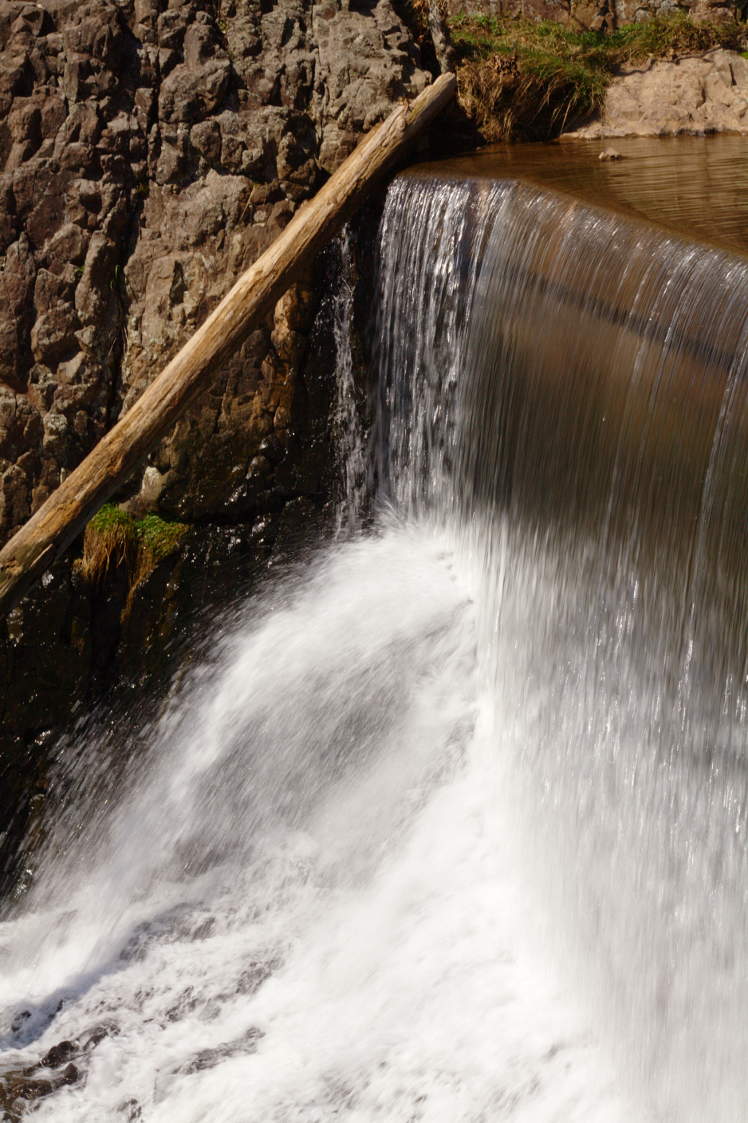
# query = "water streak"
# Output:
<box><xmin>332</xmin><ymin>227</ymin><xmax>367</xmax><ymax>535</ymax></box>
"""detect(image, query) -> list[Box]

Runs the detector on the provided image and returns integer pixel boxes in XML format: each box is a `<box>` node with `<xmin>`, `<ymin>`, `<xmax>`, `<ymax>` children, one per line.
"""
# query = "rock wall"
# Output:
<box><xmin>565</xmin><ymin>46</ymin><xmax>748</xmax><ymax>135</ymax></box>
<box><xmin>0</xmin><ymin>0</ymin><xmax>428</xmax><ymax>539</ymax></box>
<box><xmin>0</xmin><ymin>0</ymin><xmax>431</xmax><ymax>890</ymax></box>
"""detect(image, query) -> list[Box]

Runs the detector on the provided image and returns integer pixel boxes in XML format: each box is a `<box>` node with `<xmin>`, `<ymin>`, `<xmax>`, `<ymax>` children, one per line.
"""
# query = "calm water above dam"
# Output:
<box><xmin>436</xmin><ymin>134</ymin><xmax>748</xmax><ymax>255</ymax></box>
<box><xmin>0</xmin><ymin>140</ymin><xmax>746</xmax><ymax>1121</ymax></box>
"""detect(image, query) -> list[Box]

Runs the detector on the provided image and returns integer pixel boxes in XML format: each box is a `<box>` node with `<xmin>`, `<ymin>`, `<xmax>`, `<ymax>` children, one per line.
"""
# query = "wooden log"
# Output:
<box><xmin>0</xmin><ymin>73</ymin><xmax>456</xmax><ymax>616</ymax></box>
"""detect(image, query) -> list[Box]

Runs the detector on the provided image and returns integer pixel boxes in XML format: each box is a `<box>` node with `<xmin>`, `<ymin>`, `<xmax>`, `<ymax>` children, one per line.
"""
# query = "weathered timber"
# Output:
<box><xmin>0</xmin><ymin>74</ymin><xmax>456</xmax><ymax>616</ymax></box>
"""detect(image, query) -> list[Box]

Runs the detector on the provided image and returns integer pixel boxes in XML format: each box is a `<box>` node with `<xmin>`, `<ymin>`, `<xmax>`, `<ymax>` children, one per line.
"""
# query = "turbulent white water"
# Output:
<box><xmin>1</xmin><ymin>172</ymin><xmax>747</xmax><ymax>1120</ymax></box>
<box><xmin>0</xmin><ymin>526</ymin><xmax>632</xmax><ymax>1122</ymax></box>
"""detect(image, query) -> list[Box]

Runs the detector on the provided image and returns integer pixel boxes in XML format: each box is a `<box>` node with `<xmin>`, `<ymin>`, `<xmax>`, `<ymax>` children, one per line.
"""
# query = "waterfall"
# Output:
<box><xmin>0</xmin><ymin>170</ymin><xmax>746</xmax><ymax>1122</ymax></box>
<box><xmin>331</xmin><ymin>226</ymin><xmax>367</xmax><ymax>536</ymax></box>
<box><xmin>375</xmin><ymin>172</ymin><xmax>748</xmax><ymax>1122</ymax></box>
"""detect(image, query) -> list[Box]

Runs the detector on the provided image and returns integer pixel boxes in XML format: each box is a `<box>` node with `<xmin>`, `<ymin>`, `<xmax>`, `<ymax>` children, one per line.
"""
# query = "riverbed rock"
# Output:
<box><xmin>565</xmin><ymin>49</ymin><xmax>748</xmax><ymax>138</ymax></box>
<box><xmin>0</xmin><ymin>1055</ymin><xmax>79</xmax><ymax>1121</ymax></box>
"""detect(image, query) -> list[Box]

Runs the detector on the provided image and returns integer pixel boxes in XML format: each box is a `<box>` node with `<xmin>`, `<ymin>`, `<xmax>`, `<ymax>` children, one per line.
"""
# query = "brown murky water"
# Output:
<box><xmin>425</xmin><ymin>135</ymin><xmax>748</xmax><ymax>256</ymax></box>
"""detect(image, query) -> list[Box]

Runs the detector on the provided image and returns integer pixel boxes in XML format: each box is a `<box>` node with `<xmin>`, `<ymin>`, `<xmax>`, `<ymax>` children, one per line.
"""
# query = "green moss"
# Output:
<box><xmin>449</xmin><ymin>11</ymin><xmax>746</xmax><ymax>141</ymax></box>
<box><xmin>81</xmin><ymin>504</ymin><xmax>188</xmax><ymax>591</ymax></box>
<box><xmin>135</xmin><ymin>513</ymin><xmax>189</xmax><ymax>568</ymax></box>
<box><xmin>87</xmin><ymin>503</ymin><xmax>135</xmax><ymax>535</ymax></box>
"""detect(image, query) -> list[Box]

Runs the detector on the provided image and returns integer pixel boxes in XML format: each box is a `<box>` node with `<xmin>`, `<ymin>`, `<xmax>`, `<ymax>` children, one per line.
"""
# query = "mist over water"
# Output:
<box><xmin>0</xmin><ymin>171</ymin><xmax>746</xmax><ymax>1121</ymax></box>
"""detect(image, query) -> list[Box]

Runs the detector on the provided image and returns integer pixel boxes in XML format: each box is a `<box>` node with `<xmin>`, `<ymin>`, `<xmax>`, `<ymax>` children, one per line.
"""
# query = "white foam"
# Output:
<box><xmin>0</xmin><ymin>525</ymin><xmax>631</xmax><ymax>1122</ymax></box>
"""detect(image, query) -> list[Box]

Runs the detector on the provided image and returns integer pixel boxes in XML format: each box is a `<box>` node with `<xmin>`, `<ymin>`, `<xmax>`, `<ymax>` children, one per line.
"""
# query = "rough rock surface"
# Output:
<box><xmin>566</xmin><ymin>48</ymin><xmax>748</xmax><ymax>137</ymax></box>
<box><xmin>0</xmin><ymin>0</ymin><xmax>431</xmax><ymax>890</ymax></box>
<box><xmin>0</xmin><ymin>0</ymin><xmax>428</xmax><ymax>541</ymax></box>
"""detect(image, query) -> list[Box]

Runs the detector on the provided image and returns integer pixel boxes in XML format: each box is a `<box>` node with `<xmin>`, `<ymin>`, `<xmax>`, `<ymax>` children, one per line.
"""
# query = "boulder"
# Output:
<box><xmin>566</xmin><ymin>49</ymin><xmax>748</xmax><ymax>139</ymax></box>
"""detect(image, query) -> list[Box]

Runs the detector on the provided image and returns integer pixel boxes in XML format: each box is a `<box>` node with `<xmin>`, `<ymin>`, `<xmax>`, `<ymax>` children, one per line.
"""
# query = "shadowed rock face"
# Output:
<box><xmin>0</xmin><ymin>0</ymin><xmax>429</xmax><ymax>891</ymax></box>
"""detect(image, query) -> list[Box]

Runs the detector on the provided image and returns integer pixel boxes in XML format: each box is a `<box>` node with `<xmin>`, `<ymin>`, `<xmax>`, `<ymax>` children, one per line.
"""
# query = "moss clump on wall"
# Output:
<box><xmin>80</xmin><ymin>504</ymin><xmax>189</xmax><ymax>596</ymax></box>
<box><xmin>135</xmin><ymin>514</ymin><xmax>190</xmax><ymax>573</ymax></box>
<box><xmin>450</xmin><ymin>11</ymin><xmax>746</xmax><ymax>140</ymax></box>
<box><xmin>79</xmin><ymin>505</ymin><xmax>138</xmax><ymax>584</ymax></box>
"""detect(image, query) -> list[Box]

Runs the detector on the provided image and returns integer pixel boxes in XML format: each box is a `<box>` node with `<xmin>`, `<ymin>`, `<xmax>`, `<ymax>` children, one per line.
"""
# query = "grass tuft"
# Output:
<box><xmin>450</xmin><ymin>11</ymin><xmax>746</xmax><ymax>141</ymax></box>
<box><xmin>80</xmin><ymin>505</ymin><xmax>138</xmax><ymax>585</ymax></box>
<box><xmin>80</xmin><ymin>504</ymin><xmax>189</xmax><ymax>595</ymax></box>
